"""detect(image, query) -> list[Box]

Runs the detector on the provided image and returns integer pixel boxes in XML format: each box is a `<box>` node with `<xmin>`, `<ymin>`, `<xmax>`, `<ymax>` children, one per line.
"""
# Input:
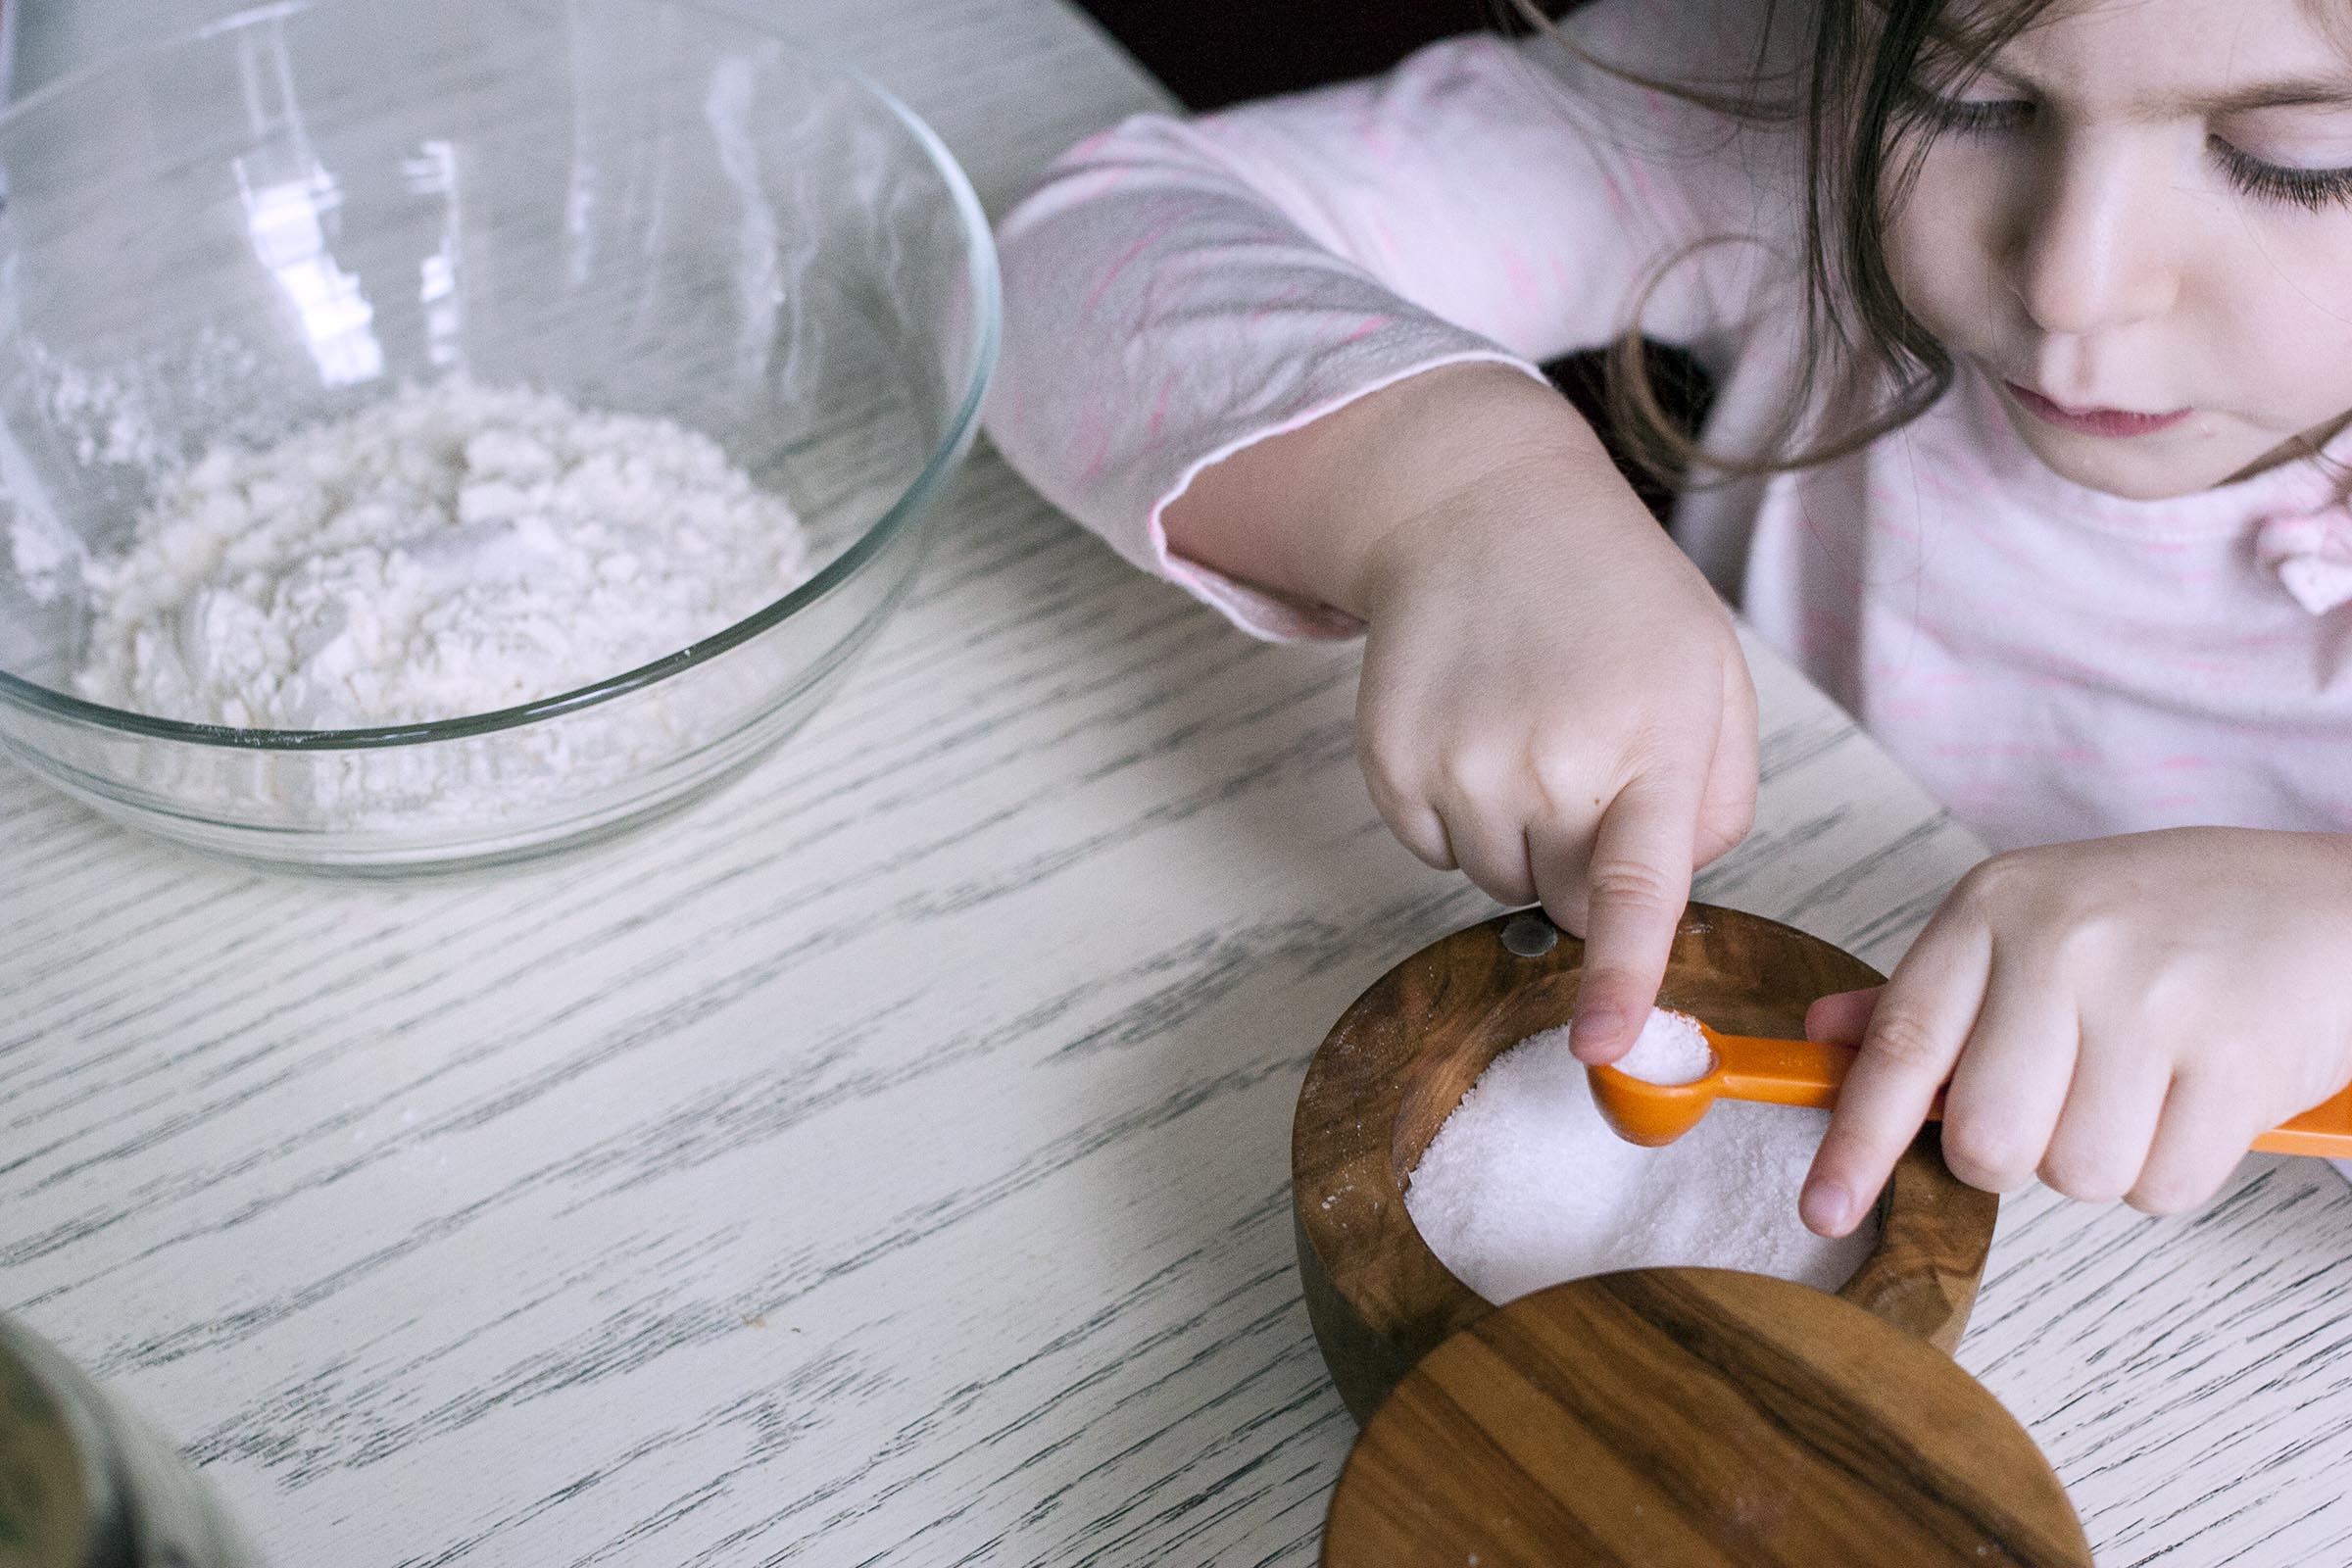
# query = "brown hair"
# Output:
<box><xmin>1501</xmin><ymin>0</ymin><xmax>2062</xmax><ymax>484</ymax></box>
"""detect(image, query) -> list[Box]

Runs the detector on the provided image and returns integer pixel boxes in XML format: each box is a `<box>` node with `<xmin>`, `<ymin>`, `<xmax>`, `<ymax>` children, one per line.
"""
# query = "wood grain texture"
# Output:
<box><xmin>1291</xmin><ymin>906</ymin><xmax>1995</xmax><ymax>1424</ymax></box>
<box><xmin>0</xmin><ymin>461</ymin><xmax>1998</xmax><ymax>1565</ymax></box>
<box><xmin>1321</xmin><ymin>1268</ymin><xmax>2090</xmax><ymax>1568</ymax></box>
<box><xmin>3</xmin><ymin>3</ymin><xmax>2347</xmax><ymax>1565</ymax></box>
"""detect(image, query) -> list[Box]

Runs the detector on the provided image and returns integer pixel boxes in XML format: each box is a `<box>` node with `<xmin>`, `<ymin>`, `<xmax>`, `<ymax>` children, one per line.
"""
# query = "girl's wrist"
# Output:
<box><xmin>1163</xmin><ymin>360</ymin><xmax>1634</xmax><ymax>622</ymax></box>
<box><xmin>1315</xmin><ymin>366</ymin><xmax>1641</xmax><ymax>618</ymax></box>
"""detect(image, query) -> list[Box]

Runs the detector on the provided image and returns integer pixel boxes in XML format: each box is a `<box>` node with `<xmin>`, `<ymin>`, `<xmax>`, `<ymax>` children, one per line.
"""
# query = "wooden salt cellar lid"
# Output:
<box><xmin>1322</xmin><ymin>1264</ymin><xmax>2091</xmax><ymax>1567</ymax></box>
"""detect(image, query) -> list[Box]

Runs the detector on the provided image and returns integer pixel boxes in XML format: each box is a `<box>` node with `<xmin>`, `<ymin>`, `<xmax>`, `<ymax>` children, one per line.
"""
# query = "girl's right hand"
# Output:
<box><xmin>1349</xmin><ymin>435</ymin><xmax>1758</xmax><ymax>1065</ymax></box>
<box><xmin>1162</xmin><ymin>362</ymin><xmax>1757</xmax><ymax>1064</ymax></box>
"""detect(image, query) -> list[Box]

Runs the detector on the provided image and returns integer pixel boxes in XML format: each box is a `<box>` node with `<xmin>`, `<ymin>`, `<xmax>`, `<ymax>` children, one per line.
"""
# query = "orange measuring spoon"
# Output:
<box><xmin>1589</xmin><ymin>1012</ymin><xmax>2352</xmax><ymax>1158</ymax></box>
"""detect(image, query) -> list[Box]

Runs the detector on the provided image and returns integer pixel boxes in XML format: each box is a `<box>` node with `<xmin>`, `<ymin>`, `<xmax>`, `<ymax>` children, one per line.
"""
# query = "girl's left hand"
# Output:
<box><xmin>1798</xmin><ymin>827</ymin><xmax>2352</xmax><ymax>1237</ymax></box>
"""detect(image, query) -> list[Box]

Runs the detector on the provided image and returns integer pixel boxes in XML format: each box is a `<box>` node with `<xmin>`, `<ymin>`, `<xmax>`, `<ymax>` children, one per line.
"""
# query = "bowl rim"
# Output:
<box><xmin>0</xmin><ymin>0</ymin><xmax>1001</xmax><ymax>752</ymax></box>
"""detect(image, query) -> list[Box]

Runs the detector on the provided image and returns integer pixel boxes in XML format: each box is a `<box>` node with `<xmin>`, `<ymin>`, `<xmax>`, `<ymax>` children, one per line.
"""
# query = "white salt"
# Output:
<box><xmin>1614</xmin><ymin>1008</ymin><xmax>1715</xmax><ymax>1084</ymax></box>
<box><xmin>1403</xmin><ymin>1019</ymin><xmax>1875</xmax><ymax>1304</ymax></box>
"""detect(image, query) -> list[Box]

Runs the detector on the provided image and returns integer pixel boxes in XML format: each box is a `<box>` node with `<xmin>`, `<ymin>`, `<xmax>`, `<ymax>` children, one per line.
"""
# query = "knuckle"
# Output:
<box><xmin>1577</xmin><ymin>961</ymin><xmax>1643</xmax><ymax>1001</ymax></box>
<box><xmin>1693</xmin><ymin>801</ymin><xmax>1756</xmax><ymax>865</ymax></box>
<box><xmin>1435</xmin><ymin>743</ymin><xmax>1511</xmax><ymax>805</ymax></box>
<box><xmin>1949</xmin><ymin>852</ymin><xmax>2031</xmax><ymax>916</ymax></box>
<box><xmin>1525</xmin><ymin>748</ymin><xmax>1598</xmax><ymax>820</ymax></box>
<box><xmin>1937</xmin><ymin>1123</ymin><xmax>2036</xmax><ymax>1193</ymax></box>
<box><xmin>1859</xmin><ymin>1011</ymin><xmax>1950</xmax><ymax>1075</ymax></box>
<box><xmin>1616</xmin><ymin>722</ymin><xmax>1697</xmax><ymax>785</ymax></box>
<box><xmin>1609</xmin><ymin>715</ymin><xmax>1670</xmax><ymax>765</ymax></box>
<box><xmin>2129</xmin><ymin>963</ymin><xmax>2201</xmax><ymax>1027</ymax></box>
<box><xmin>1584</xmin><ymin>857</ymin><xmax>1680</xmax><ymax>915</ymax></box>
<box><xmin>2125</xmin><ymin>1173</ymin><xmax>2208</xmax><ymax>1217</ymax></box>
<box><xmin>1487</xmin><ymin>872</ymin><xmax>1539</xmax><ymax>906</ymax></box>
<box><xmin>1576</xmin><ymin>971</ymin><xmax>1656</xmax><ymax>1024</ymax></box>
<box><xmin>1360</xmin><ymin>774</ymin><xmax>1423</xmax><ymax>839</ymax></box>
<box><xmin>1390</xmin><ymin>819</ymin><xmax>1451</xmax><ymax>871</ymax></box>
<box><xmin>2038</xmin><ymin>1147</ymin><xmax>2133</xmax><ymax>1204</ymax></box>
<box><xmin>2047</xmin><ymin>912</ymin><xmax>2128</xmax><ymax>974</ymax></box>
<box><xmin>1463</xmin><ymin>853</ymin><xmax>1537</xmax><ymax>906</ymax></box>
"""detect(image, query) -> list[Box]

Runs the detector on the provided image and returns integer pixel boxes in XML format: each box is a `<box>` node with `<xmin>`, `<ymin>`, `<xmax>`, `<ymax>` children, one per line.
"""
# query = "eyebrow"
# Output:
<box><xmin>2191</xmin><ymin>77</ymin><xmax>2352</xmax><ymax>113</ymax></box>
<box><xmin>1956</xmin><ymin>60</ymin><xmax>2352</xmax><ymax>117</ymax></box>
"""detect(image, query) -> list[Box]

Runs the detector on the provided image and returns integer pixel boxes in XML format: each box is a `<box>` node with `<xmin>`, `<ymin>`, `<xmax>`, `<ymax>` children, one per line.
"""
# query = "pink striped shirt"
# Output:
<box><xmin>983</xmin><ymin>1</ymin><xmax>2352</xmax><ymax>850</ymax></box>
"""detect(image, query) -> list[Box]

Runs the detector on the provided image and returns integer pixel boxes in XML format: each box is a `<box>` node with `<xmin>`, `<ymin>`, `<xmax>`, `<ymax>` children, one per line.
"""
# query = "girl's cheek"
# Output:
<box><xmin>1883</xmin><ymin>156</ymin><xmax>2003</xmax><ymax>345</ymax></box>
<box><xmin>2256</xmin><ymin>221</ymin><xmax>2352</xmax><ymax>322</ymax></box>
<box><xmin>2216</xmin><ymin>216</ymin><xmax>2352</xmax><ymax>411</ymax></box>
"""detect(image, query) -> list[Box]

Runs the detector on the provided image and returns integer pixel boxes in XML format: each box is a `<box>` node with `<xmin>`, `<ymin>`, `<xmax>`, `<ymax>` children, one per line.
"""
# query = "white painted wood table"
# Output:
<box><xmin>6</xmin><ymin>2</ymin><xmax>2352</xmax><ymax>1563</ymax></box>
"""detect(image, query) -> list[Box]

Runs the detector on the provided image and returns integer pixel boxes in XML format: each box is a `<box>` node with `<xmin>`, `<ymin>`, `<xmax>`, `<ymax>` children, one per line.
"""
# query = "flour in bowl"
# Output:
<box><xmin>74</xmin><ymin>378</ymin><xmax>809</xmax><ymax>729</ymax></box>
<box><xmin>1404</xmin><ymin>1017</ymin><xmax>1874</xmax><ymax>1303</ymax></box>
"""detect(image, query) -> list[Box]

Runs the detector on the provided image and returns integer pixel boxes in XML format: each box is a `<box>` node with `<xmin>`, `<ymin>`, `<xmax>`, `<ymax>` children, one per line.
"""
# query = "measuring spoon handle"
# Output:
<box><xmin>2252</xmin><ymin>1089</ymin><xmax>2352</xmax><ymax>1157</ymax></box>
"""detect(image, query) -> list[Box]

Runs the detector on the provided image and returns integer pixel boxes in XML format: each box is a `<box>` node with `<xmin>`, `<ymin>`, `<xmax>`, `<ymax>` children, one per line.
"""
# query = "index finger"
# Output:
<box><xmin>1562</xmin><ymin>772</ymin><xmax>1703</xmax><ymax>1065</ymax></box>
<box><xmin>1799</xmin><ymin>916</ymin><xmax>1991</xmax><ymax>1237</ymax></box>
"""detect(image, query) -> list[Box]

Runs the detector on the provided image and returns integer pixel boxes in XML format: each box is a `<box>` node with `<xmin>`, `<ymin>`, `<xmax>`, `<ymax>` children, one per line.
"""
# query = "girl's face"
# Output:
<box><xmin>1885</xmin><ymin>0</ymin><xmax>2352</xmax><ymax>500</ymax></box>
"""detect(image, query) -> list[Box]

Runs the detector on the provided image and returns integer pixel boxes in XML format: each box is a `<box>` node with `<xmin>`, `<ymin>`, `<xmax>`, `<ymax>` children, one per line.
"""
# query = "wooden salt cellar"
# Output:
<box><xmin>1293</xmin><ymin>905</ymin><xmax>2090</xmax><ymax>1566</ymax></box>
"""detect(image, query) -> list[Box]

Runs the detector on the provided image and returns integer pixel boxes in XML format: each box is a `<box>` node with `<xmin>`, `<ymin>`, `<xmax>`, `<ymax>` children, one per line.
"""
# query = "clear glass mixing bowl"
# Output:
<box><xmin>0</xmin><ymin>0</ymin><xmax>997</xmax><ymax>873</ymax></box>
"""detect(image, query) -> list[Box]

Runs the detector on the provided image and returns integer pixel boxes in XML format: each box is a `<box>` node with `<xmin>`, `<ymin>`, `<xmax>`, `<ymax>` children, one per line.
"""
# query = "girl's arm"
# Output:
<box><xmin>985</xmin><ymin>2</ymin><xmax>1778</xmax><ymax>1061</ymax></box>
<box><xmin>986</xmin><ymin>7</ymin><xmax>1763</xmax><ymax>636</ymax></box>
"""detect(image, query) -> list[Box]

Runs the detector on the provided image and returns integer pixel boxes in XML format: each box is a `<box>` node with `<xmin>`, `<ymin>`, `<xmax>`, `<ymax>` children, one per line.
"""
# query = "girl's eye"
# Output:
<box><xmin>1899</xmin><ymin>83</ymin><xmax>2034</xmax><ymax>136</ymax></box>
<box><xmin>2212</xmin><ymin>139</ymin><xmax>2352</xmax><ymax>214</ymax></box>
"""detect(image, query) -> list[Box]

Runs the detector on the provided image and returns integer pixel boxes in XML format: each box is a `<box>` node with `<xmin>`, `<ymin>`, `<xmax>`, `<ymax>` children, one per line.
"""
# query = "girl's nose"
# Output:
<box><xmin>2008</xmin><ymin>138</ymin><xmax>2180</xmax><ymax>338</ymax></box>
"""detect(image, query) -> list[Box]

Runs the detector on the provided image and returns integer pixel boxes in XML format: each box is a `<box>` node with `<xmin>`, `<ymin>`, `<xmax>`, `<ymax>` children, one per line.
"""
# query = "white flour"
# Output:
<box><xmin>74</xmin><ymin>378</ymin><xmax>808</xmax><ymax>729</ymax></box>
<box><xmin>1404</xmin><ymin>1018</ymin><xmax>1875</xmax><ymax>1303</ymax></box>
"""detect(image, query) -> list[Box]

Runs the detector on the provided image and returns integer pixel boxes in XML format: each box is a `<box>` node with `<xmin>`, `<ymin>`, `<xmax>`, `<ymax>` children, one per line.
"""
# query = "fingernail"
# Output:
<box><xmin>1801</xmin><ymin>1180</ymin><xmax>1852</xmax><ymax>1237</ymax></box>
<box><xmin>1570</xmin><ymin>1007</ymin><xmax>1623</xmax><ymax>1061</ymax></box>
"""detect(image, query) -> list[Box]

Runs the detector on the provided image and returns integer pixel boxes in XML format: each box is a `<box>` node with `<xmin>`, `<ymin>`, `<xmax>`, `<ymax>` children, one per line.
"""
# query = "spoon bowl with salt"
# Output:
<box><xmin>1587</xmin><ymin>1009</ymin><xmax>1869</xmax><ymax>1147</ymax></box>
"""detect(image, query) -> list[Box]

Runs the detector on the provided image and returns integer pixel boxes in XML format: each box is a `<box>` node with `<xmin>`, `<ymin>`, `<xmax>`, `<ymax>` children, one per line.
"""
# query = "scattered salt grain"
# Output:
<box><xmin>1403</xmin><ymin>1013</ymin><xmax>1875</xmax><ymax>1303</ymax></box>
<box><xmin>1614</xmin><ymin>1008</ymin><xmax>1715</xmax><ymax>1084</ymax></box>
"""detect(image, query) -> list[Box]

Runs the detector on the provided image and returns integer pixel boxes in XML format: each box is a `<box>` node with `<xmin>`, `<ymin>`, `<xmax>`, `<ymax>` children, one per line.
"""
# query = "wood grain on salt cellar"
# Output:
<box><xmin>1324</xmin><ymin>1270</ymin><xmax>2089</xmax><ymax>1568</ymax></box>
<box><xmin>5</xmin><ymin>1</ymin><xmax>2352</xmax><ymax>1563</ymax></box>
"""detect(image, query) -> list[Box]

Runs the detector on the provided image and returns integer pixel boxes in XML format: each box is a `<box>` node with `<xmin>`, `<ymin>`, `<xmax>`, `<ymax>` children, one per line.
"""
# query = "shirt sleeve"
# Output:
<box><xmin>982</xmin><ymin>0</ymin><xmax>1784</xmax><ymax>640</ymax></box>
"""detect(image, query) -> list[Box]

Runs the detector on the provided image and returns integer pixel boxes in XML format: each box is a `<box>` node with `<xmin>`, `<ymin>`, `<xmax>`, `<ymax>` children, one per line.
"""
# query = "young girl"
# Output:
<box><xmin>984</xmin><ymin>0</ymin><xmax>2352</xmax><ymax>1238</ymax></box>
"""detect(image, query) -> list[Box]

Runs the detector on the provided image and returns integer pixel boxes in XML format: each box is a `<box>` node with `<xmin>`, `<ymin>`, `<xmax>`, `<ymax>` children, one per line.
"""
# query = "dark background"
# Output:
<box><xmin>1068</xmin><ymin>0</ymin><xmax>1528</xmax><ymax>110</ymax></box>
<box><xmin>1063</xmin><ymin>0</ymin><xmax>1707</xmax><ymax>519</ymax></box>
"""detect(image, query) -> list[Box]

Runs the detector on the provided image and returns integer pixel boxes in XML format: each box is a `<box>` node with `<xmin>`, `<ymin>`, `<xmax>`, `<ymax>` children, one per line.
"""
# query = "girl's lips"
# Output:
<box><xmin>2005</xmin><ymin>381</ymin><xmax>2191</xmax><ymax>438</ymax></box>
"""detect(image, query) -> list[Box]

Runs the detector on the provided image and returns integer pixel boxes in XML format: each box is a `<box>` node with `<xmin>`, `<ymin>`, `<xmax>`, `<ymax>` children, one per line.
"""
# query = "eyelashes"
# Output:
<box><xmin>2209</xmin><ymin>140</ymin><xmax>2352</xmax><ymax>214</ymax></box>
<box><xmin>1898</xmin><ymin>85</ymin><xmax>2352</xmax><ymax>214</ymax></box>
<box><xmin>1899</xmin><ymin>88</ymin><xmax>2032</xmax><ymax>138</ymax></box>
